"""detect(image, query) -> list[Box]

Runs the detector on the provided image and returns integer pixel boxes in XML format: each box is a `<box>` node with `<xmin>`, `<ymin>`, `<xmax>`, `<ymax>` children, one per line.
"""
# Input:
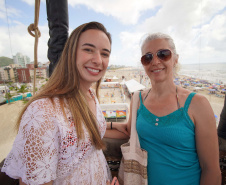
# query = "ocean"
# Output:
<box><xmin>179</xmin><ymin>63</ymin><xmax>226</xmax><ymax>84</ymax></box>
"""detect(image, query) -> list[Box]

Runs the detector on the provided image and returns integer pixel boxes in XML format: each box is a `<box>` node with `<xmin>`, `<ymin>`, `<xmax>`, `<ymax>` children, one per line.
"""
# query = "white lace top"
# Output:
<box><xmin>2</xmin><ymin>96</ymin><xmax>111</xmax><ymax>185</ymax></box>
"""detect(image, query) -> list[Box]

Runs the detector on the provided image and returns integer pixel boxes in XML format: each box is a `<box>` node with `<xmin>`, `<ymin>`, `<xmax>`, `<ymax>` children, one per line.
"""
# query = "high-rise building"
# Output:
<box><xmin>3</xmin><ymin>64</ymin><xmax>19</xmax><ymax>82</ymax></box>
<box><xmin>13</xmin><ymin>53</ymin><xmax>31</xmax><ymax>68</ymax></box>
<box><xmin>0</xmin><ymin>68</ymin><xmax>6</xmax><ymax>83</ymax></box>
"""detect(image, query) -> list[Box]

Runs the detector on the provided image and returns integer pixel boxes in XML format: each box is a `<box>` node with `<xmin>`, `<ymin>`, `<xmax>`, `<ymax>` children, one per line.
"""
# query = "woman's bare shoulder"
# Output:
<box><xmin>178</xmin><ymin>86</ymin><xmax>191</xmax><ymax>97</ymax></box>
<box><xmin>184</xmin><ymin>89</ymin><xmax>211</xmax><ymax>116</ymax></box>
<box><xmin>190</xmin><ymin>92</ymin><xmax>210</xmax><ymax>108</ymax></box>
<box><xmin>176</xmin><ymin>87</ymin><xmax>191</xmax><ymax>106</ymax></box>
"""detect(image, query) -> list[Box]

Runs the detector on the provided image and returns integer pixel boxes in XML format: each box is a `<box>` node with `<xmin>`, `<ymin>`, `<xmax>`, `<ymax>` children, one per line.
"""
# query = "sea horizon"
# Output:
<box><xmin>179</xmin><ymin>63</ymin><xmax>226</xmax><ymax>84</ymax></box>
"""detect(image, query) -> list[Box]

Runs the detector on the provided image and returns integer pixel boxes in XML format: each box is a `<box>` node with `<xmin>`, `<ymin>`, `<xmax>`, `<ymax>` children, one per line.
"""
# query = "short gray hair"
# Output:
<box><xmin>141</xmin><ymin>32</ymin><xmax>180</xmax><ymax>76</ymax></box>
<box><xmin>141</xmin><ymin>32</ymin><xmax>177</xmax><ymax>54</ymax></box>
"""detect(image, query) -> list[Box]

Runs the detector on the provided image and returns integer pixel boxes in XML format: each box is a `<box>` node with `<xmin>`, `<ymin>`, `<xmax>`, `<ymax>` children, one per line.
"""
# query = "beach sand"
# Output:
<box><xmin>184</xmin><ymin>86</ymin><xmax>225</xmax><ymax>121</ymax></box>
<box><xmin>0</xmin><ymin>101</ymin><xmax>24</xmax><ymax>162</ymax></box>
<box><xmin>0</xmin><ymin>68</ymin><xmax>225</xmax><ymax>162</ymax></box>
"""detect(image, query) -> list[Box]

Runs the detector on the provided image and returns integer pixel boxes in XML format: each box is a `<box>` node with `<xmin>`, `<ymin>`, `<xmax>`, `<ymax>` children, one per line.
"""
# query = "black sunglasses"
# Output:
<box><xmin>141</xmin><ymin>49</ymin><xmax>172</xmax><ymax>66</ymax></box>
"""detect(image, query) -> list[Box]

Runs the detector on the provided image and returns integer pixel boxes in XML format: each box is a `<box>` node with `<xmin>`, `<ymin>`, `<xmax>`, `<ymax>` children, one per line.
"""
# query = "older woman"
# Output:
<box><xmin>127</xmin><ymin>33</ymin><xmax>221</xmax><ymax>185</ymax></box>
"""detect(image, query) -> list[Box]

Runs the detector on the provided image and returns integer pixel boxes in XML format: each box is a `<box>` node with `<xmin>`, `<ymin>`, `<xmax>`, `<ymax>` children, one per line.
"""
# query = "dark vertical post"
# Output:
<box><xmin>218</xmin><ymin>96</ymin><xmax>226</xmax><ymax>150</ymax></box>
<box><xmin>46</xmin><ymin>0</ymin><xmax>69</xmax><ymax>77</ymax></box>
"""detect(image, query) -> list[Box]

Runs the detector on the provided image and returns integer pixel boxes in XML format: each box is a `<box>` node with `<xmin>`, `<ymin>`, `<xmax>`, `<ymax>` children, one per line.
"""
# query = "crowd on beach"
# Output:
<box><xmin>100</xmin><ymin>69</ymin><xmax>225</xmax><ymax>125</ymax></box>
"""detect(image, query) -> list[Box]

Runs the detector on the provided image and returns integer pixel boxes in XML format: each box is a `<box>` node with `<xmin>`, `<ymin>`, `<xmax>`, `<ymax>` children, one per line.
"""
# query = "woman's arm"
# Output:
<box><xmin>106</xmin><ymin>121</ymin><xmax>129</xmax><ymax>134</ymax></box>
<box><xmin>16</xmin><ymin>99</ymin><xmax>59</xmax><ymax>185</ymax></box>
<box><xmin>126</xmin><ymin>99</ymin><xmax>133</xmax><ymax>136</ymax></box>
<box><xmin>104</xmin><ymin>121</ymin><xmax>129</xmax><ymax>139</ymax></box>
<box><xmin>190</xmin><ymin>94</ymin><xmax>221</xmax><ymax>185</ymax></box>
<box><xmin>104</xmin><ymin>100</ymin><xmax>133</xmax><ymax>139</ymax></box>
<box><xmin>104</xmin><ymin>128</ymin><xmax>129</xmax><ymax>139</ymax></box>
<box><xmin>104</xmin><ymin>92</ymin><xmax>138</xmax><ymax>139</ymax></box>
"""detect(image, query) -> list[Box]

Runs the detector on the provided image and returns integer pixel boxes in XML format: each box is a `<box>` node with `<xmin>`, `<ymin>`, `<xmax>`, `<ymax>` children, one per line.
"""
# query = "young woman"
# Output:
<box><xmin>126</xmin><ymin>33</ymin><xmax>221</xmax><ymax>184</ymax></box>
<box><xmin>2</xmin><ymin>21</ymin><xmax>125</xmax><ymax>185</ymax></box>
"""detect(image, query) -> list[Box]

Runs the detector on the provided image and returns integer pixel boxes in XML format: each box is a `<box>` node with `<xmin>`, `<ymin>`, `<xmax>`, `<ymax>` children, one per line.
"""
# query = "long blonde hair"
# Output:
<box><xmin>16</xmin><ymin>22</ymin><xmax>112</xmax><ymax>150</ymax></box>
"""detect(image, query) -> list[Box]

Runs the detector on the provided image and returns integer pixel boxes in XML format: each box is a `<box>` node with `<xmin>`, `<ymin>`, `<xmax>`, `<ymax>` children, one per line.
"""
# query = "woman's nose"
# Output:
<box><xmin>151</xmin><ymin>55</ymin><xmax>161</xmax><ymax>65</ymax></box>
<box><xmin>92</xmin><ymin>52</ymin><xmax>102</xmax><ymax>65</ymax></box>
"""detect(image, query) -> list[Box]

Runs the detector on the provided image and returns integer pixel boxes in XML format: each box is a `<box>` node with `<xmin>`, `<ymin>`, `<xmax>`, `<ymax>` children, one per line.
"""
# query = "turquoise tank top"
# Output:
<box><xmin>136</xmin><ymin>92</ymin><xmax>201</xmax><ymax>185</ymax></box>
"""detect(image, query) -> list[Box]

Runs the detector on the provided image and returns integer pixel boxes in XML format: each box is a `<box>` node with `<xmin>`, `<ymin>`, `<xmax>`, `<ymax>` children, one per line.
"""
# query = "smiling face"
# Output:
<box><xmin>76</xmin><ymin>29</ymin><xmax>111</xmax><ymax>89</ymax></box>
<box><xmin>142</xmin><ymin>38</ymin><xmax>178</xmax><ymax>83</ymax></box>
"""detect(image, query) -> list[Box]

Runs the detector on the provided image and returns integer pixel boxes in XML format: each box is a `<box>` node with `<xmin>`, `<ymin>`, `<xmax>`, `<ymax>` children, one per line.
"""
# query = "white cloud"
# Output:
<box><xmin>1</xmin><ymin>0</ymin><xmax>226</xmax><ymax>67</ymax></box>
<box><xmin>0</xmin><ymin>22</ymin><xmax>49</xmax><ymax>62</ymax></box>
<box><xmin>21</xmin><ymin>0</ymin><xmax>45</xmax><ymax>6</ymax></box>
<box><xmin>0</xmin><ymin>0</ymin><xmax>49</xmax><ymax>62</ymax></box>
<box><xmin>107</xmin><ymin>31</ymin><xmax>144</xmax><ymax>67</ymax></box>
<box><xmin>115</xmin><ymin>0</ymin><xmax>226</xmax><ymax>65</ymax></box>
<box><xmin>0</xmin><ymin>0</ymin><xmax>6</xmax><ymax>20</ymax></box>
<box><xmin>0</xmin><ymin>0</ymin><xmax>21</xmax><ymax>21</ymax></box>
<box><xmin>21</xmin><ymin>0</ymin><xmax>34</xmax><ymax>6</ymax></box>
<box><xmin>69</xmin><ymin>0</ymin><xmax>157</xmax><ymax>25</ymax></box>
<box><xmin>119</xmin><ymin>31</ymin><xmax>143</xmax><ymax>65</ymax></box>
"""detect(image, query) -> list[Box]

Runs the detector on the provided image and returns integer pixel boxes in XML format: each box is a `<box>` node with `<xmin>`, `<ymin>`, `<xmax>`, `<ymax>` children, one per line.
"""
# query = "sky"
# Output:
<box><xmin>0</xmin><ymin>0</ymin><xmax>226</xmax><ymax>67</ymax></box>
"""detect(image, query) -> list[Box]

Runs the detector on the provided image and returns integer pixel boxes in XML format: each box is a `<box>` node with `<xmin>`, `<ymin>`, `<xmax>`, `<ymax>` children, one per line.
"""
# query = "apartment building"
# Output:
<box><xmin>17</xmin><ymin>68</ymin><xmax>31</xmax><ymax>83</ymax></box>
<box><xmin>13</xmin><ymin>53</ymin><xmax>31</xmax><ymax>68</ymax></box>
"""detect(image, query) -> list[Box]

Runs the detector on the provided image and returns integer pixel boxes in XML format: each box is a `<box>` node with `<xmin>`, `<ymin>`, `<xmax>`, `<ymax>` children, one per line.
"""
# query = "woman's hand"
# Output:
<box><xmin>106</xmin><ymin>177</ymin><xmax>120</xmax><ymax>185</ymax></box>
<box><xmin>105</xmin><ymin>122</ymin><xmax>130</xmax><ymax>139</ymax></box>
<box><xmin>113</xmin><ymin>122</ymin><xmax>129</xmax><ymax>136</ymax></box>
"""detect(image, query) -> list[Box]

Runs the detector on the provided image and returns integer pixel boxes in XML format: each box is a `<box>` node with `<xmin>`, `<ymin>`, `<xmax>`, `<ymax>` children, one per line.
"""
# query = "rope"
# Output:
<box><xmin>27</xmin><ymin>0</ymin><xmax>41</xmax><ymax>95</ymax></box>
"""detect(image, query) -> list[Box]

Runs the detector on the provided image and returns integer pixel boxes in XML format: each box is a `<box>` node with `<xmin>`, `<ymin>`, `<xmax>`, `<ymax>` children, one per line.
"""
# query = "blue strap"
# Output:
<box><xmin>184</xmin><ymin>92</ymin><xmax>196</xmax><ymax>112</ymax></box>
<box><xmin>139</xmin><ymin>91</ymin><xmax>196</xmax><ymax>112</ymax></box>
<box><xmin>139</xmin><ymin>91</ymin><xmax>143</xmax><ymax>104</ymax></box>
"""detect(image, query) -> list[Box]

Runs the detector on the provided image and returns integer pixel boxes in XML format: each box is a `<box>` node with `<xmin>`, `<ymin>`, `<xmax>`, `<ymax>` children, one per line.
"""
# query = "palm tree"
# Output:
<box><xmin>17</xmin><ymin>84</ymin><xmax>28</xmax><ymax>99</ymax></box>
<box><xmin>5</xmin><ymin>92</ymin><xmax>13</xmax><ymax>104</ymax></box>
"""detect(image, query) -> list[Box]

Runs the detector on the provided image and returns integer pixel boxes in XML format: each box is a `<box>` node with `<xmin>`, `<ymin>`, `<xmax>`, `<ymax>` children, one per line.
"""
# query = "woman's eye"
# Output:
<box><xmin>84</xmin><ymin>48</ymin><xmax>93</xmax><ymax>52</ymax></box>
<box><xmin>102</xmin><ymin>53</ymin><xmax>109</xmax><ymax>57</ymax></box>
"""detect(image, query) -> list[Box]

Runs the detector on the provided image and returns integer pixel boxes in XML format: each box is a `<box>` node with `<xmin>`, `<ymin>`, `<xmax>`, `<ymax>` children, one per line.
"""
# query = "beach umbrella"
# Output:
<box><xmin>174</xmin><ymin>81</ymin><xmax>180</xmax><ymax>85</ymax></box>
<box><xmin>215</xmin><ymin>115</ymin><xmax>218</xmax><ymax>121</ymax></box>
<box><xmin>208</xmin><ymin>89</ymin><xmax>216</xmax><ymax>91</ymax></box>
<box><xmin>113</xmin><ymin>76</ymin><xmax>118</xmax><ymax>79</ymax></box>
<box><xmin>201</xmin><ymin>86</ymin><xmax>206</xmax><ymax>90</ymax></box>
<box><xmin>194</xmin><ymin>87</ymin><xmax>202</xmax><ymax>90</ymax></box>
